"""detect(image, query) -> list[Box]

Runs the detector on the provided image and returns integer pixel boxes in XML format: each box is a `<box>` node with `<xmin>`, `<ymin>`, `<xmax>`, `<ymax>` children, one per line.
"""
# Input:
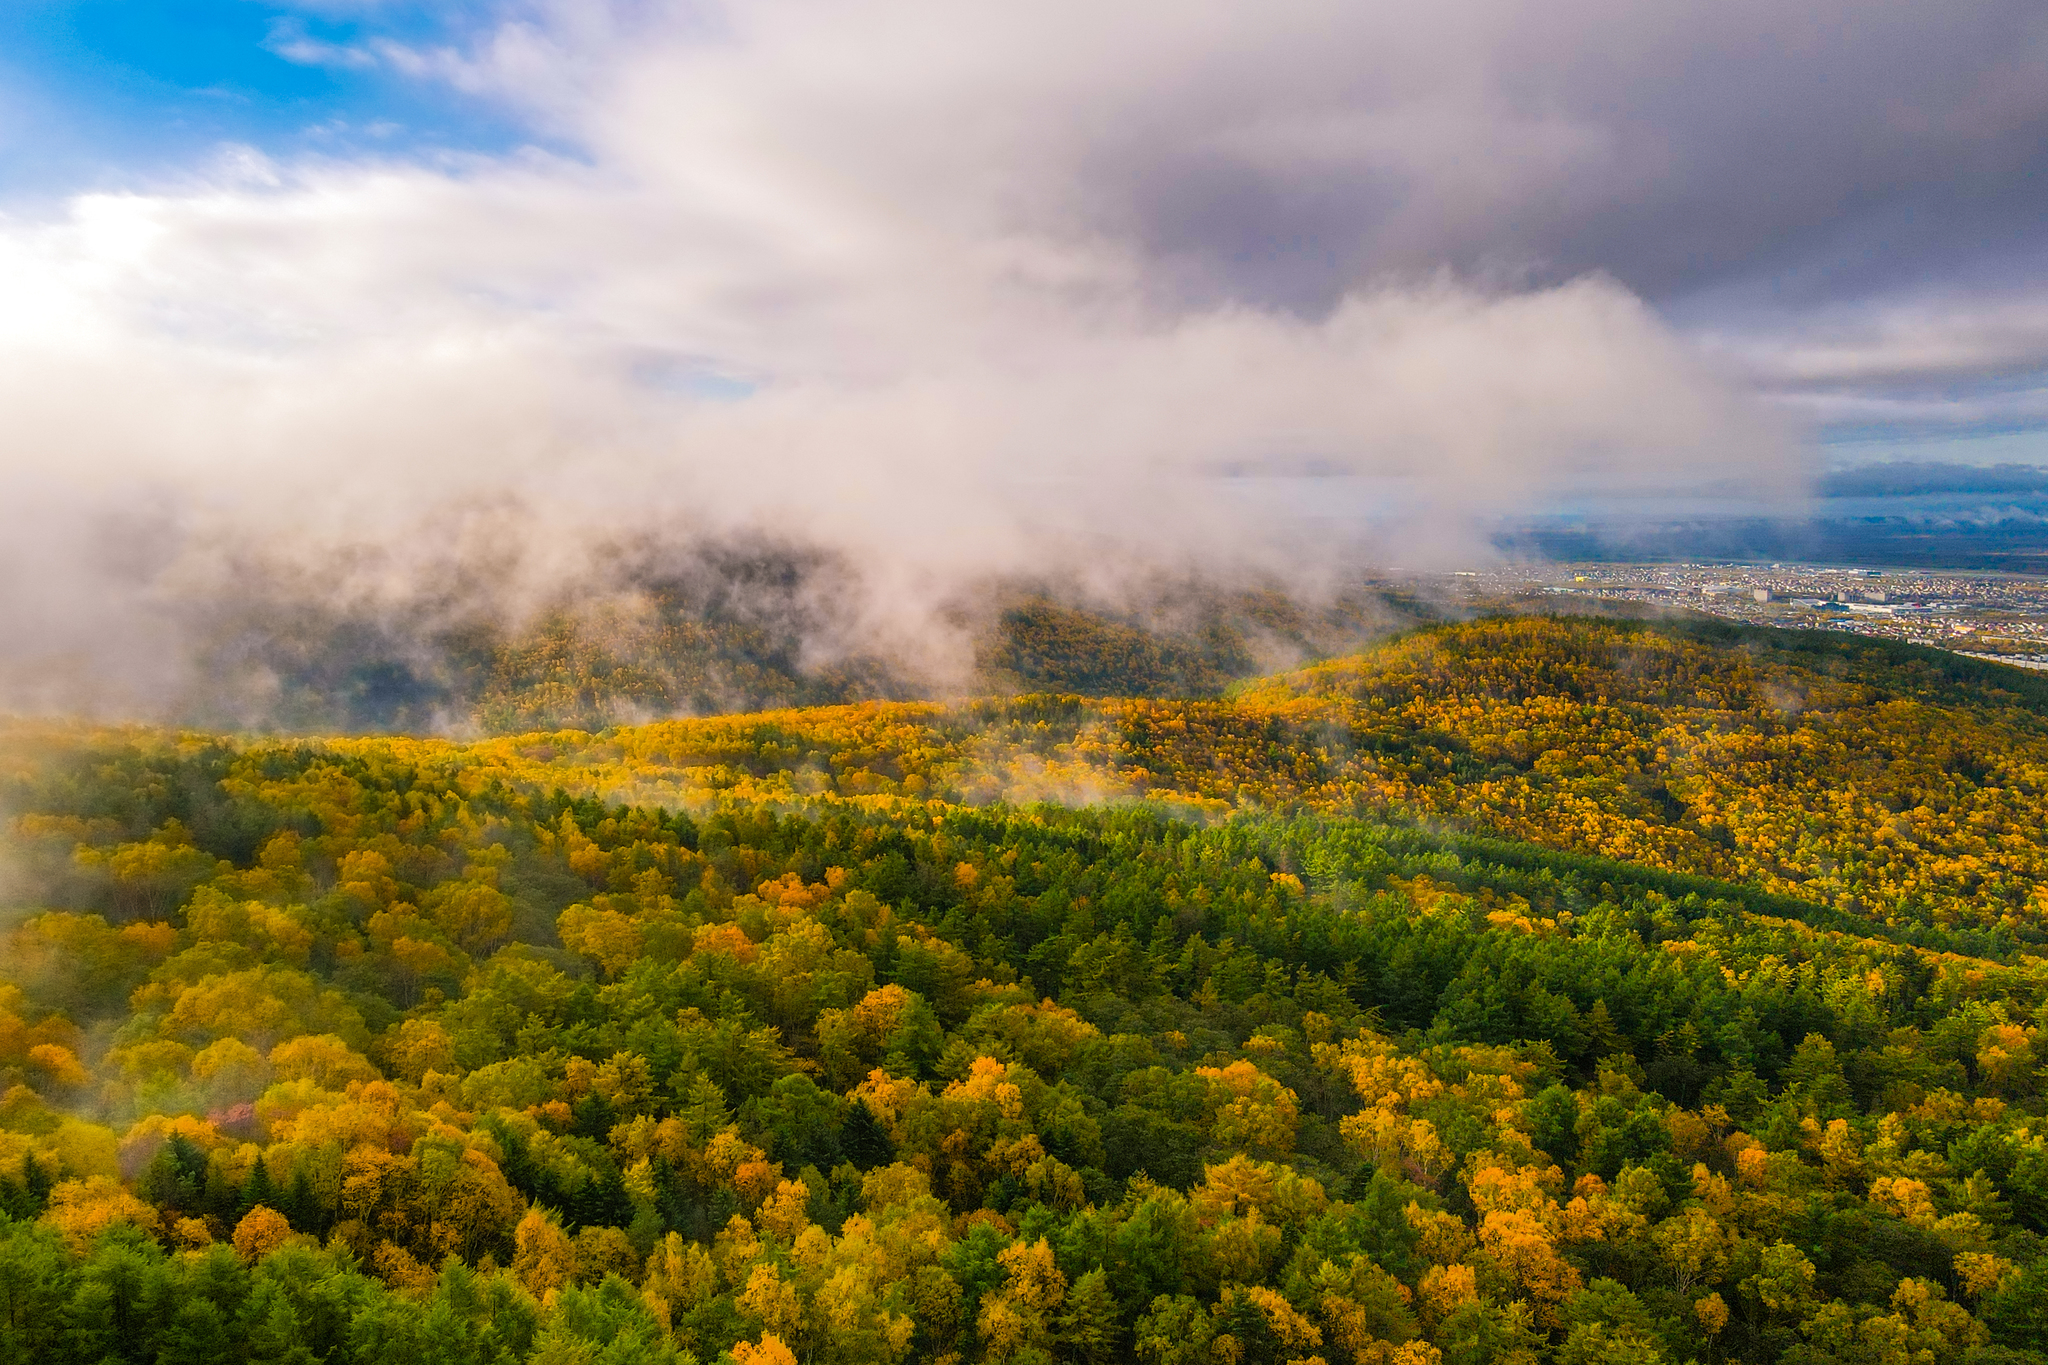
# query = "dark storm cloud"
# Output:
<box><xmin>1064</xmin><ymin>2</ymin><xmax>2048</xmax><ymax>314</ymax></box>
<box><xmin>987</xmin><ymin>0</ymin><xmax>2047</xmax><ymax>440</ymax></box>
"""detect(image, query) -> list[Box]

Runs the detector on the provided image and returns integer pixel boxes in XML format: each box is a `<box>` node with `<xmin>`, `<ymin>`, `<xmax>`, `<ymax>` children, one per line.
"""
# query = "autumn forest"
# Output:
<box><xmin>3</xmin><ymin>614</ymin><xmax>2048</xmax><ymax>1365</ymax></box>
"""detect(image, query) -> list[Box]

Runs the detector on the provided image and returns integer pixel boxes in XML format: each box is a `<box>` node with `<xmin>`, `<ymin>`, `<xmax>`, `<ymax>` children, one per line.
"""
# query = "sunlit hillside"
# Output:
<box><xmin>85</xmin><ymin>615</ymin><xmax>2046</xmax><ymax>940</ymax></box>
<box><xmin>1</xmin><ymin>615</ymin><xmax>2046</xmax><ymax>1364</ymax></box>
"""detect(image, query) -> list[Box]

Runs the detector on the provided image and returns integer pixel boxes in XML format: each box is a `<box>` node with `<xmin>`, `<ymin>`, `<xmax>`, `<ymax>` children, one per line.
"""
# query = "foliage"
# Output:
<box><xmin>0</xmin><ymin>615</ymin><xmax>2046</xmax><ymax>1363</ymax></box>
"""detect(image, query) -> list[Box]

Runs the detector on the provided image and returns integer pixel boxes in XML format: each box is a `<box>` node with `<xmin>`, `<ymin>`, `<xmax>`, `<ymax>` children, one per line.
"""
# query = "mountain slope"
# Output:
<box><xmin>104</xmin><ymin>615</ymin><xmax>2041</xmax><ymax>941</ymax></box>
<box><xmin>3</xmin><ymin>614</ymin><xmax>2047</xmax><ymax>1365</ymax></box>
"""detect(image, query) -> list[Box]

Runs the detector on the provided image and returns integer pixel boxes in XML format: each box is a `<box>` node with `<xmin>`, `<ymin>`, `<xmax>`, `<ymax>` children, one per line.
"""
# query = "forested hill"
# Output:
<box><xmin>175</xmin><ymin>560</ymin><xmax>1415</xmax><ymax>734</ymax></box>
<box><xmin>3</xmin><ymin>615</ymin><xmax>2048</xmax><ymax>1365</ymax></box>
<box><xmin>56</xmin><ymin>614</ymin><xmax>2044</xmax><ymax>940</ymax></box>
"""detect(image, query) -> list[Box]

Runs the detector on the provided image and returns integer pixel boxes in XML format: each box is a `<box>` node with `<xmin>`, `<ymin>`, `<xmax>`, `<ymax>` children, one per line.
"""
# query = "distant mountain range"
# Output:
<box><xmin>1815</xmin><ymin>461</ymin><xmax>2048</xmax><ymax>498</ymax></box>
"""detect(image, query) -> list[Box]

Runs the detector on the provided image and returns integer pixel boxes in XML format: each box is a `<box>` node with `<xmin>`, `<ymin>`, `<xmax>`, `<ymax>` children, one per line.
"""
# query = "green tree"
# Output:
<box><xmin>1057</xmin><ymin>1268</ymin><xmax>1122</xmax><ymax>1365</ymax></box>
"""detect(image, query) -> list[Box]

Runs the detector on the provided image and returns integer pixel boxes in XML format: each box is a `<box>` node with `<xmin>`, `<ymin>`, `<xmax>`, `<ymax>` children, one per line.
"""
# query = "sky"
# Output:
<box><xmin>0</xmin><ymin>3</ymin><xmax>532</xmax><ymax>187</ymax></box>
<box><xmin>1</xmin><ymin>0</ymin><xmax>2046</xmax><ymax>710</ymax></box>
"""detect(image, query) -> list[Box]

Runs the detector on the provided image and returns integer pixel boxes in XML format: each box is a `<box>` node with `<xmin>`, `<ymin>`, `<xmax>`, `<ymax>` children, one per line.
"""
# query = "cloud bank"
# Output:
<box><xmin>24</xmin><ymin>0</ymin><xmax>2047</xmax><ymax>716</ymax></box>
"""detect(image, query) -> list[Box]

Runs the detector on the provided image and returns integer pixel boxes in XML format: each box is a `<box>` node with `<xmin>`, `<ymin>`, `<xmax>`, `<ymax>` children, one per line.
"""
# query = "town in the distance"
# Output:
<box><xmin>1435</xmin><ymin>561</ymin><xmax>2048</xmax><ymax>670</ymax></box>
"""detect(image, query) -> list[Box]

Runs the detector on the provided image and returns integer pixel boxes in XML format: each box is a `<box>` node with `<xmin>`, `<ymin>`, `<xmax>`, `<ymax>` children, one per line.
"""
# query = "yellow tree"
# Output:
<box><xmin>42</xmin><ymin>1176</ymin><xmax>160</xmax><ymax>1252</ymax></box>
<box><xmin>1650</xmin><ymin>1208</ymin><xmax>1730</xmax><ymax>1296</ymax></box>
<box><xmin>512</xmin><ymin>1206</ymin><xmax>578</xmax><ymax>1302</ymax></box>
<box><xmin>978</xmin><ymin>1239</ymin><xmax>1066</xmax><ymax>1363</ymax></box>
<box><xmin>233</xmin><ymin>1205</ymin><xmax>294</xmax><ymax>1260</ymax></box>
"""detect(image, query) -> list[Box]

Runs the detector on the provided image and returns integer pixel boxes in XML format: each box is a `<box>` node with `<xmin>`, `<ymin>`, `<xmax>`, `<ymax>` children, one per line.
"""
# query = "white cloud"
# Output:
<box><xmin>0</xmin><ymin>0</ymin><xmax>1843</xmax><ymax>714</ymax></box>
<box><xmin>1700</xmin><ymin>290</ymin><xmax>2048</xmax><ymax>387</ymax></box>
<box><xmin>263</xmin><ymin>19</ymin><xmax>382</xmax><ymax>71</ymax></box>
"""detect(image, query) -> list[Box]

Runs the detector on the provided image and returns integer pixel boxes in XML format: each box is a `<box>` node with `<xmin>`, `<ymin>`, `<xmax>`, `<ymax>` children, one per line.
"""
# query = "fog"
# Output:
<box><xmin>49</xmin><ymin>0</ymin><xmax>2048</xmax><ymax>719</ymax></box>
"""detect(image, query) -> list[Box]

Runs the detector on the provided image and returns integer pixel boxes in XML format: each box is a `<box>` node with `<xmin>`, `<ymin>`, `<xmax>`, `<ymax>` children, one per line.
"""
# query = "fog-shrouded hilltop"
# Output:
<box><xmin>3</xmin><ymin>615</ymin><xmax>2048</xmax><ymax>1364</ymax></box>
<box><xmin>128</xmin><ymin>546</ymin><xmax>1436</xmax><ymax>736</ymax></box>
<box><xmin>90</xmin><ymin>464</ymin><xmax>2048</xmax><ymax>741</ymax></box>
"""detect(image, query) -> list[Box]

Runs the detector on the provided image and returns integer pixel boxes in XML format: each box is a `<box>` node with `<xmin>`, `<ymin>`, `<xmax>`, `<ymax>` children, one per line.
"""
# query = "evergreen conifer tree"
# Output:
<box><xmin>842</xmin><ymin>1098</ymin><xmax>895</xmax><ymax>1170</ymax></box>
<box><xmin>19</xmin><ymin>1152</ymin><xmax>49</xmax><ymax>1211</ymax></box>
<box><xmin>282</xmin><ymin>1164</ymin><xmax>323</xmax><ymax>1234</ymax></box>
<box><xmin>679</xmin><ymin>1072</ymin><xmax>732</xmax><ymax>1142</ymax></box>
<box><xmin>1058</xmin><ymin>1268</ymin><xmax>1122</xmax><ymax>1365</ymax></box>
<box><xmin>241</xmin><ymin>1154</ymin><xmax>278</xmax><ymax>1217</ymax></box>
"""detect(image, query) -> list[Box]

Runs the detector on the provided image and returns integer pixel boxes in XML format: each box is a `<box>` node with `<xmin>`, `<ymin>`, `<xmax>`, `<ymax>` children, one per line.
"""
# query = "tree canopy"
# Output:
<box><xmin>2</xmin><ymin>615</ymin><xmax>2047</xmax><ymax>1365</ymax></box>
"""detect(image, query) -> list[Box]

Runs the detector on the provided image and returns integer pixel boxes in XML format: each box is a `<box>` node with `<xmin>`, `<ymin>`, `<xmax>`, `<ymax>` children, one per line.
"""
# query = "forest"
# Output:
<box><xmin>174</xmin><ymin>547</ymin><xmax>1415</xmax><ymax>736</ymax></box>
<box><xmin>2</xmin><ymin>614</ymin><xmax>2046</xmax><ymax>1365</ymax></box>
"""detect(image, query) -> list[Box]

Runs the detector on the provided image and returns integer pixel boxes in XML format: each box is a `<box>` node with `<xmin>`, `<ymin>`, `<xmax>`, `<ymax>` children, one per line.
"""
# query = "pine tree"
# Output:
<box><xmin>155</xmin><ymin>1298</ymin><xmax>234</xmax><ymax>1365</ymax></box>
<box><xmin>139</xmin><ymin>1135</ymin><xmax>208</xmax><ymax>1214</ymax></box>
<box><xmin>0</xmin><ymin>1171</ymin><xmax>31</xmax><ymax>1222</ymax></box>
<box><xmin>679</xmin><ymin>1072</ymin><xmax>732</xmax><ymax>1142</ymax></box>
<box><xmin>205</xmin><ymin>1163</ymin><xmax>241</xmax><ymax>1222</ymax></box>
<box><xmin>573</xmin><ymin>1165</ymin><xmax>633</xmax><ymax>1232</ymax></box>
<box><xmin>842</xmin><ymin>1098</ymin><xmax>895</xmax><ymax>1170</ymax></box>
<box><xmin>240</xmin><ymin>1284</ymin><xmax>318</xmax><ymax>1365</ymax></box>
<box><xmin>19</xmin><ymin>1152</ymin><xmax>49</xmax><ymax>1212</ymax></box>
<box><xmin>1585</xmin><ymin>999</ymin><xmax>1630</xmax><ymax>1060</ymax></box>
<box><xmin>282</xmin><ymin>1164</ymin><xmax>324</xmax><ymax>1235</ymax></box>
<box><xmin>241</xmin><ymin>1154</ymin><xmax>278</xmax><ymax>1218</ymax></box>
<box><xmin>1057</xmin><ymin>1268</ymin><xmax>1122</xmax><ymax>1365</ymax></box>
<box><xmin>651</xmin><ymin>1156</ymin><xmax>696</xmax><ymax>1239</ymax></box>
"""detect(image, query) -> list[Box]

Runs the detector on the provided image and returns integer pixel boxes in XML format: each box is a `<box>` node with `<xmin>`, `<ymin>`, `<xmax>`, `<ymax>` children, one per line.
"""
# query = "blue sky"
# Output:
<box><xmin>0</xmin><ymin>1</ymin><xmax>532</xmax><ymax>193</ymax></box>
